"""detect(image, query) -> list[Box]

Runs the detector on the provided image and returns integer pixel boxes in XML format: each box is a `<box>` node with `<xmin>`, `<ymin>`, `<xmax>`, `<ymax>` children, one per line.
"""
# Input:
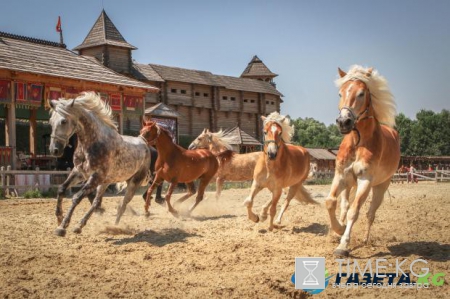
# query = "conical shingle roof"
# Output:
<box><xmin>74</xmin><ymin>10</ymin><xmax>136</xmax><ymax>50</ymax></box>
<box><xmin>241</xmin><ymin>55</ymin><xmax>277</xmax><ymax>79</ymax></box>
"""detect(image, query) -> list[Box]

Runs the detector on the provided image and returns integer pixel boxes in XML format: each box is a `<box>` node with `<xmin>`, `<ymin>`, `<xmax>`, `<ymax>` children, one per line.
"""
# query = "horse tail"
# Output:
<box><xmin>294</xmin><ymin>185</ymin><xmax>319</xmax><ymax>205</ymax></box>
<box><xmin>115</xmin><ymin>169</ymin><xmax>152</xmax><ymax>193</ymax></box>
<box><xmin>214</xmin><ymin>150</ymin><xmax>234</xmax><ymax>166</ymax></box>
<box><xmin>115</xmin><ymin>181</ymin><xmax>127</xmax><ymax>193</ymax></box>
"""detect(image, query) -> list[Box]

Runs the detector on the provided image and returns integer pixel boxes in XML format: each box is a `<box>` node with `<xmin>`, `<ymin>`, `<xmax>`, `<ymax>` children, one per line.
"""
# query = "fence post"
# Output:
<box><xmin>34</xmin><ymin>167</ymin><xmax>40</xmax><ymax>191</ymax></box>
<box><xmin>0</xmin><ymin>166</ymin><xmax>4</xmax><ymax>197</ymax></box>
<box><xmin>6</xmin><ymin>165</ymin><xmax>11</xmax><ymax>197</ymax></box>
<box><xmin>435</xmin><ymin>167</ymin><xmax>438</xmax><ymax>182</ymax></box>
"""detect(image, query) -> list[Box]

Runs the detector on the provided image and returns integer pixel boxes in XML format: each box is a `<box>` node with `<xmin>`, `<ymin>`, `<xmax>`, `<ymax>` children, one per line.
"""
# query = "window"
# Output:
<box><xmin>271</xmin><ymin>101</ymin><xmax>275</xmax><ymax>105</ymax></box>
<box><xmin>266</xmin><ymin>101</ymin><xmax>269</xmax><ymax>104</ymax></box>
<box><xmin>180</xmin><ymin>90</ymin><xmax>187</xmax><ymax>94</ymax></box>
<box><xmin>250</xmin><ymin>99</ymin><xmax>255</xmax><ymax>103</ymax></box>
<box><xmin>171</xmin><ymin>88</ymin><xmax>177</xmax><ymax>93</ymax></box>
<box><xmin>195</xmin><ymin>92</ymin><xmax>200</xmax><ymax>96</ymax></box>
<box><xmin>204</xmin><ymin>93</ymin><xmax>209</xmax><ymax>97</ymax></box>
<box><xmin>222</xmin><ymin>96</ymin><xmax>228</xmax><ymax>100</ymax></box>
<box><xmin>244</xmin><ymin>99</ymin><xmax>248</xmax><ymax>103</ymax></box>
<box><xmin>230</xmin><ymin>97</ymin><xmax>236</xmax><ymax>101</ymax></box>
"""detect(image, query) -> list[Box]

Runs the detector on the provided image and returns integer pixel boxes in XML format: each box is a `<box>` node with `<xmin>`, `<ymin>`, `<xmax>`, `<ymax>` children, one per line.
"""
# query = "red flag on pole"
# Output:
<box><xmin>56</xmin><ymin>16</ymin><xmax>62</xmax><ymax>32</ymax></box>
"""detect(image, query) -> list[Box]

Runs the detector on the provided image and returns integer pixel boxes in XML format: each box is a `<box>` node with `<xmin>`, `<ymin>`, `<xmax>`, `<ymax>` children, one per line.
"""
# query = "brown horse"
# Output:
<box><xmin>326</xmin><ymin>65</ymin><xmax>400</xmax><ymax>257</ymax></box>
<box><xmin>188</xmin><ymin>129</ymin><xmax>261</xmax><ymax>200</ymax></box>
<box><xmin>140</xmin><ymin>121</ymin><xmax>219</xmax><ymax>217</ymax></box>
<box><xmin>243</xmin><ymin>112</ymin><xmax>317</xmax><ymax>231</ymax></box>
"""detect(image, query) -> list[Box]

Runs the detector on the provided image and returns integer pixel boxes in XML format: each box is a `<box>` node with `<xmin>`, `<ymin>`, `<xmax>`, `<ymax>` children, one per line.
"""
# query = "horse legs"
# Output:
<box><xmin>325</xmin><ymin>175</ymin><xmax>347</xmax><ymax>236</ymax></box>
<box><xmin>268</xmin><ymin>189</ymin><xmax>283</xmax><ymax>231</ymax></box>
<box><xmin>259</xmin><ymin>197</ymin><xmax>273</xmax><ymax>222</ymax></box>
<box><xmin>174</xmin><ymin>182</ymin><xmax>196</xmax><ymax>205</ymax></box>
<box><xmin>164</xmin><ymin>182</ymin><xmax>179</xmax><ymax>217</ymax></box>
<box><xmin>188</xmin><ymin>179</ymin><xmax>209</xmax><ymax>215</ymax></box>
<box><xmin>274</xmin><ymin>184</ymin><xmax>300</xmax><ymax>225</ymax></box>
<box><xmin>144</xmin><ymin>176</ymin><xmax>164</xmax><ymax>216</ymax></box>
<box><xmin>115</xmin><ymin>179</ymin><xmax>142</xmax><ymax>225</ymax></box>
<box><xmin>243</xmin><ymin>181</ymin><xmax>264</xmax><ymax>223</ymax></box>
<box><xmin>55</xmin><ymin>171</ymin><xmax>84</xmax><ymax>225</ymax></box>
<box><xmin>73</xmin><ymin>184</ymin><xmax>108</xmax><ymax>234</ymax></box>
<box><xmin>334</xmin><ymin>178</ymin><xmax>371</xmax><ymax>257</ymax></box>
<box><xmin>364</xmin><ymin>179</ymin><xmax>390</xmax><ymax>244</ymax></box>
<box><xmin>338</xmin><ymin>187</ymin><xmax>353</xmax><ymax>226</ymax></box>
<box><xmin>215</xmin><ymin>177</ymin><xmax>224</xmax><ymax>200</ymax></box>
<box><xmin>55</xmin><ymin>173</ymin><xmax>101</xmax><ymax>237</ymax></box>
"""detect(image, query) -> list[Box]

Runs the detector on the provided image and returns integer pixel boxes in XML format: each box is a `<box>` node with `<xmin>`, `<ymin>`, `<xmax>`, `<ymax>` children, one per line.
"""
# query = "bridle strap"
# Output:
<box><xmin>50</xmin><ymin>126</ymin><xmax>78</xmax><ymax>148</ymax></box>
<box><xmin>140</xmin><ymin>125</ymin><xmax>161</xmax><ymax>145</ymax></box>
<box><xmin>339</xmin><ymin>93</ymin><xmax>374</xmax><ymax>147</ymax></box>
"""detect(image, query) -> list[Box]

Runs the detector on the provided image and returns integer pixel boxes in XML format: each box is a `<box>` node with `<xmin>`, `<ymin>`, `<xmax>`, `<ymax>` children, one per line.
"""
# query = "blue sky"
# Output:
<box><xmin>1</xmin><ymin>0</ymin><xmax>449</xmax><ymax>125</ymax></box>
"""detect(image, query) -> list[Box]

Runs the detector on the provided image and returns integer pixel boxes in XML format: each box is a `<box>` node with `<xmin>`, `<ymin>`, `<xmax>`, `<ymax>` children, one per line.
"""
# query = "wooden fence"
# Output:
<box><xmin>0</xmin><ymin>166</ymin><xmax>71</xmax><ymax>197</ymax></box>
<box><xmin>392</xmin><ymin>169</ymin><xmax>450</xmax><ymax>183</ymax></box>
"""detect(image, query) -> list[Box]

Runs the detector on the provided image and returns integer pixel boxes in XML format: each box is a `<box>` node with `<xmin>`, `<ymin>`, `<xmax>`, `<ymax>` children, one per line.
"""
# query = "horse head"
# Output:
<box><xmin>188</xmin><ymin>128</ymin><xmax>212</xmax><ymax>150</ymax></box>
<box><xmin>49</xmin><ymin>98</ymin><xmax>78</xmax><ymax>157</ymax></box>
<box><xmin>140</xmin><ymin>120</ymin><xmax>160</xmax><ymax>145</ymax></box>
<box><xmin>261</xmin><ymin>116</ymin><xmax>284</xmax><ymax>160</ymax></box>
<box><xmin>336</xmin><ymin>67</ymin><xmax>373</xmax><ymax>134</ymax></box>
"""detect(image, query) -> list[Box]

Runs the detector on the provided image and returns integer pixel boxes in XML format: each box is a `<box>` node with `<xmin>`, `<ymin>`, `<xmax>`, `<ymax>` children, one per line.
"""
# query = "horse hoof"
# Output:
<box><xmin>259</xmin><ymin>214</ymin><xmax>268</xmax><ymax>222</ymax></box>
<box><xmin>243</xmin><ymin>197</ymin><xmax>252</xmax><ymax>207</ymax></box>
<box><xmin>334</xmin><ymin>249</ymin><xmax>349</xmax><ymax>257</ymax></box>
<box><xmin>73</xmin><ymin>227</ymin><xmax>82</xmax><ymax>234</ymax></box>
<box><xmin>54</xmin><ymin>228</ymin><xmax>66</xmax><ymax>237</ymax></box>
<box><xmin>155</xmin><ymin>197</ymin><xmax>164</xmax><ymax>204</ymax></box>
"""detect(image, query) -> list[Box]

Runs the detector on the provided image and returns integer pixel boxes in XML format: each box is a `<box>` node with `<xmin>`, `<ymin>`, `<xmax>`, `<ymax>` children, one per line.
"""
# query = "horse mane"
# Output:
<box><xmin>263</xmin><ymin>111</ymin><xmax>294</xmax><ymax>143</ymax></box>
<box><xmin>210</xmin><ymin>129</ymin><xmax>234</xmax><ymax>151</ymax></box>
<box><xmin>335</xmin><ymin>65</ymin><xmax>396</xmax><ymax>128</ymax></box>
<box><xmin>215</xmin><ymin>149</ymin><xmax>235</xmax><ymax>166</ymax></box>
<box><xmin>50</xmin><ymin>92</ymin><xmax>118</xmax><ymax>131</ymax></box>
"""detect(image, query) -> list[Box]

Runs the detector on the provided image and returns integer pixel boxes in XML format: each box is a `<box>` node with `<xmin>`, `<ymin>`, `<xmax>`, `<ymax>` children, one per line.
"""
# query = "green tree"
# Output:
<box><xmin>395</xmin><ymin>113</ymin><xmax>414</xmax><ymax>155</ymax></box>
<box><xmin>292</xmin><ymin>117</ymin><xmax>341</xmax><ymax>148</ymax></box>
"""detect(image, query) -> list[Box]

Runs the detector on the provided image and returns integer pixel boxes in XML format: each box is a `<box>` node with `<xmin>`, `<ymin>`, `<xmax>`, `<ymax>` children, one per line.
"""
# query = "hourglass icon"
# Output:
<box><xmin>302</xmin><ymin>260</ymin><xmax>319</xmax><ymax>285</ymax></box>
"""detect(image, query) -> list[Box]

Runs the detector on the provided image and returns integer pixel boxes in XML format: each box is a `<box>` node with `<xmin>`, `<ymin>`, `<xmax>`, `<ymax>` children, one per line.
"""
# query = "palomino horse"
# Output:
<box><xmin>49</xmin><ymin>92</ymin><xmax>151</xmax><ymax>236</ymax></box>
<box><xmin>188</xmin><ymin>129</ymin><xmax>262</xmax><ymax>200</ymax></box>
<box><xmin>326</xmin><ymin>65</ymin><xmax>400</xmax><ymax>257</ymax></box>
<box><xmin>140</xmin><ymin>121</ymin><xmax>219</xmax><ymax>217</ymax></box>
<box><xmin>243</xmin><ymin>112</ymin><xmax>317</xmax><ymax>231</ymax></box>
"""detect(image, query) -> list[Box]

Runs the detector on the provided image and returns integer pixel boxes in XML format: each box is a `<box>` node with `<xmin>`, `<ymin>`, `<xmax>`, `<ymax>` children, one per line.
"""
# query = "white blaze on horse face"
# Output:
<box><xmin>267</xmin><ymin>124</ymin><xmax>280</xmax><ymax>158</ymax></box>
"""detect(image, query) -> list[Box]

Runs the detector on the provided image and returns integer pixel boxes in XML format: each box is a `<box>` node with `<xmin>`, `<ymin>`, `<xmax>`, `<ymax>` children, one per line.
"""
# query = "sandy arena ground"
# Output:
<box><xmin>0</xmin><ymin>182</ymin><xmax>449</xmax><ymax>298</ymax></box>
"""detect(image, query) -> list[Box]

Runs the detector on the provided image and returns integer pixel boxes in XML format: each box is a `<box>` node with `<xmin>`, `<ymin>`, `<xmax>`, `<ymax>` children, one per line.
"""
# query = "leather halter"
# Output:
<box><xmin>263</xmin><ymin>124</ymin><xmax>283</xmax><ymax>153</ymax></box>
<box><xmin>339</xmin><ymin>92</ymin><xmax>374</xmax><ymax>147</ymax></box>
<box><xmin>50</xmin><ymin>125</ymin><xmax>78</xmax><ymax>148</ymax></box>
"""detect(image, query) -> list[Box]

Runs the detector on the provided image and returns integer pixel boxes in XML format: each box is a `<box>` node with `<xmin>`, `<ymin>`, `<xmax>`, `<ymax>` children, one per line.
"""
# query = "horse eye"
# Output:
<box><xmin>339</xmin><ymin>93</ymin><xmax>342</xmax><ymax>98</ymax></box>
<box><xmin>61</xmin><ymin>119</ymin><xmax>67</xmax><ymax>125</ymax></box>
<box><xmin>357</xmin><ymin>92</ymin><xmax>365</xmax><ymax>98</ymax></box>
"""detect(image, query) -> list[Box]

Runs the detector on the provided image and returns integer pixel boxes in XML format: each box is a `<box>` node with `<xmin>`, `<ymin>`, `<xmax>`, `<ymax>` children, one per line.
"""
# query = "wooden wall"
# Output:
<box><xmin>107</xmin><ymin>47</ymin><xmax>131</xmax><ymax>74</ymax></box>
<box><xmin>192</xmin><ymin>107</ymin><xmax>210</xmax><ymax>137</ymax></box>
<box><xmin>240</xmin><ymin>113</ymin><xmax>258</xmax><ymax>138</ymax></box>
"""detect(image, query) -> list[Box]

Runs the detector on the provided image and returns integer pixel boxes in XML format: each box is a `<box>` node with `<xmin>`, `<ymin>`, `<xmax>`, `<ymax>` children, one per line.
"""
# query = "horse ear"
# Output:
<box><xmin>338</xmin><ymin>68</ymin><xmax>347</xmax><ymax>78</ymax></box>
<box><xmin>367</xmin><ymin>67</ymin><xmax>373</xmax><ymax>77</ymax></box>
<box><xmin>69</xmin><ymin>98</ymin><xmax>75</xmax><ymax>107</ymax></box>
<box><xmin>261</xmin><ymin>115</ymin><xmax>266</xmax><ymax>121</ymax></box>
<box><xmin>49</xmin><ymin>100</ymin><xmax>56</xmax><ymax>109</ymax></box>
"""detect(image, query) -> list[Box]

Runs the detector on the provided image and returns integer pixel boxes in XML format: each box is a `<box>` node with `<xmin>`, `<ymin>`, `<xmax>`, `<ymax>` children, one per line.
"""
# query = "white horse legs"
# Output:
<box><xmin>364</xmin><ymin>179</ymin><xmax>390</xmax><ymax>244</ymax></box>
<box><xmin>334</xmin><ymin>178</ymin><xmax>371</xmax><ymax>257</ymax></box>
<box><xmin>243</xmin><ymin>182</ymin><xmax>263</xmax><ymax>223</ymax></box>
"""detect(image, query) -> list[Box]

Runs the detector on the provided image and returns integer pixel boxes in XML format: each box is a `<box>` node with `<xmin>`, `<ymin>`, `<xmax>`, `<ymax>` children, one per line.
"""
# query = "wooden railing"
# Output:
<box><xmin>0</xmin><ymin>166</ymin><xmax>72</xmax><ymax>197</ymax></box>
<box><xmin>0</xmin><ymin>147</ymin><xmax>13</xmax><ymax>168</ymax></box>
<box><xmin>392</xmin><ymin>169</ymin><xmax>450</xmax><ymax>183</ymax></box>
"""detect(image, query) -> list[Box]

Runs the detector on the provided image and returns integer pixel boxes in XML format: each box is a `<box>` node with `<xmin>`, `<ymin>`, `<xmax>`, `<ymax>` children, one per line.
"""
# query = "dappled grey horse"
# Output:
<box><xmin>49</xmin><ymin>92</ymin><xmax>151</xmax><ymax>236</ymax></box>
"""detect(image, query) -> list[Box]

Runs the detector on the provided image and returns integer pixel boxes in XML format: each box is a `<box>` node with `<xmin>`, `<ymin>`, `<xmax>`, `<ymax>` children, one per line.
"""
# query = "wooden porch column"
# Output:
<box><xmin>29</xmin><ymin>109</ymin><xmax>37</xmax><ymax>156</ymax></box>
<box><xmin>5</xmin><ymin>104</ymin><xmax>17</xmax><ymax>169</ymax></box>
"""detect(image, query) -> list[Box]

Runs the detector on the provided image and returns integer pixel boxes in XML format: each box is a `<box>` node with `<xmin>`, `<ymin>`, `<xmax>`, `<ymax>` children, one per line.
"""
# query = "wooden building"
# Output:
<box><xmin>221</xmin><ymin>126</ymin><xmax>262</xmax><ymax>153</ymax></box>
<box><xmin>0</xmin><ymin>31</ymin><xmax>158</xmax><ymax>169</ymax></box>
<box><xmin>75</xmin><ymin>10</ymin><xmax>283</xmax><ymax>144</ymax></box>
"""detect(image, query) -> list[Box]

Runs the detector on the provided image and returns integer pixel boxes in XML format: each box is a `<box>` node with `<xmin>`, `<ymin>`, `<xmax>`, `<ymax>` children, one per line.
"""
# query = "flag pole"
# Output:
<box><xmin>56</xmin><ymin>16</ymin><xmax>64</xmax><ymax>46</ymax></box>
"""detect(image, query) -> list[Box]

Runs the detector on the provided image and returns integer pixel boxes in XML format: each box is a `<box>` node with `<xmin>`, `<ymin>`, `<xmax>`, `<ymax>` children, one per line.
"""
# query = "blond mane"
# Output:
<box><xmin>50</xmin><ymin>92</ymin><xmax>118</xmax><ymax>130</ymax></box>
<box><xmin>263</xmin><ymin>111</ymin><xmax>294</xmax><ymax>142</ymax></box>
<box><xmin>210</xmin><ymin>129</ymin><xmax>234</xmax><ymax>151</ymax></box>
<box><xmin>335</xmin><ymin>65</ymin><xmax>396</xmax><ymax>128</ymax></box>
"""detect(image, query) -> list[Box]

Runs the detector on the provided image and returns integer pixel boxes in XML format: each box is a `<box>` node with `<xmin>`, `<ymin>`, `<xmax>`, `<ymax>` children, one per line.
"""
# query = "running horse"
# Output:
<box><xmin>243</xmin><ymin>112</ymin><xmax>317</xmax><ymax>231</ymax></box>
<box><xmin>326</xmin><ymin>65</ymin><xmax>400</xmax><ymax>257</ymax></box>
<box><xmin>188</xmin><ymin>129</ymin><xmax>262</xmax><ymax>200</ymax></box>
<box><xmin>49</xmin><ymin>92</ymin><xmax>151</xmax><ymax>236</ymax></box>
<box><xmin>140</xmin><ymin>121</ymin><xmax>219</xmax><ymax>217</ymax></box>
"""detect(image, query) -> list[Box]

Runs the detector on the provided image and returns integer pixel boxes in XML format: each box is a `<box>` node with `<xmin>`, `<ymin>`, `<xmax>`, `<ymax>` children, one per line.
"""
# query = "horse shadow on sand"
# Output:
<box><xmin>368</xmin><ymin>241</ymin><xmax>450</xmax><ymax>261</ymax></box>
<box><xmin>105</xmin><ymin>228</ymin><xmax>201</xmax><ymax>247</ymax></box>
<box><xmin>291</xmin><ymin>223</ymin><xmax>329</xmax><ymax>235</ymax></box>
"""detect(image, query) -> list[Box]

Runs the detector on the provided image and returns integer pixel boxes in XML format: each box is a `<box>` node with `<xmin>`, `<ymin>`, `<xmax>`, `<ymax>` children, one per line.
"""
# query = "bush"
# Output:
<box><xmin>23</xmin><ymin>189</ymin><xmax>43</xmax><ymax>199</ymax></box>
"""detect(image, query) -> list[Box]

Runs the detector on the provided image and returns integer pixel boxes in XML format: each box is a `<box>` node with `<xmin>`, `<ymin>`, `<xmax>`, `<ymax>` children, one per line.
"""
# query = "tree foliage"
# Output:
<box><xmin>290</xmin><ymin>109</ymin><xmax>450</xmax><ymax>156</ymax></box>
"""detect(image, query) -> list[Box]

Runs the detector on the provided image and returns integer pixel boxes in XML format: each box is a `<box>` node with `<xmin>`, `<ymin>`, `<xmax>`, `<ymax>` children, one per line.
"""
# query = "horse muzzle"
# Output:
<box><xmin>336</xmin><ymin>116</ymin><xmax>354</xmax><ymax>134</ymax></box>
<box><xmin>188</xmin><ymin>143</ymin><xmax>197</xmax><ymax>150</ymax></box>
<box><xmin>266</xmin><ymin>143</ymin><xmax>278</xmax><ymax>160</ymax></box>
<box><xmin>49</xmin><ymin>142</ymin><xmax>65</xmax><ymax>157</ymax></box>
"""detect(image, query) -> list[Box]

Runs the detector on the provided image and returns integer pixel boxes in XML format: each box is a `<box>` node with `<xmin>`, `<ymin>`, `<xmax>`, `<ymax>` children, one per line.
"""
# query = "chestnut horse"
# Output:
<box><xmin>243</xmin><ymin>112</ymin><xmax>317</xmax><ymax>231</ymax></box>
<box><xmin>326</xmin><ymin>65</ymin><xmax>400</xmax><ymax>257</ymax></box>
<box><xmin>188</xmin><ymin>129</ymin><xmax>262</xmax><ymax>200</ymax></box>
<box><xmin>140</xmin><ymin>121</ymin><xmax>219</xmax><ymax>217</ymax></box>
